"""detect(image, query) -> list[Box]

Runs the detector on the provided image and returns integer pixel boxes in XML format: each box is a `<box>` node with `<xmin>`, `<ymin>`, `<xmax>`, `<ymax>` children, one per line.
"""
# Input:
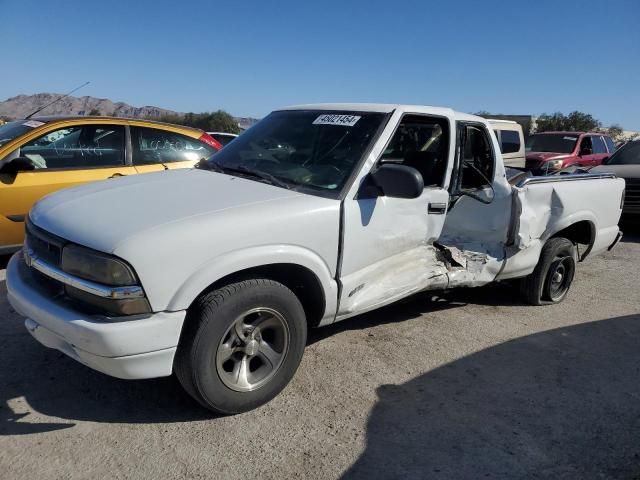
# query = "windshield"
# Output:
<box><xmin>606</xmin><ymin>141</ymin><xmax>640</xmax><ymax>165</ymax></box>
<box><xmin>0</xmin><ymin>120</ymin><xmax>44</xmax><ymax>148</ymax></box>
<box><xmin>201</xmin><ymin>110</ymin><xmax>387</xmax><ymax>196</ymax></box>
<box><xmin>526</xmin><ymin>134</ymin><xmax>578</xmax><ymax>154</ymax></box>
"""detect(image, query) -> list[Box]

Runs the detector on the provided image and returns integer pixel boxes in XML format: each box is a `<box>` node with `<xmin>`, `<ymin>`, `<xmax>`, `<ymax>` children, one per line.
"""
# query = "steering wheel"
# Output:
<box><xmin>249</xmin><ymin>142</ymin><xmax>283</xmax><ymax>164</ymax></box>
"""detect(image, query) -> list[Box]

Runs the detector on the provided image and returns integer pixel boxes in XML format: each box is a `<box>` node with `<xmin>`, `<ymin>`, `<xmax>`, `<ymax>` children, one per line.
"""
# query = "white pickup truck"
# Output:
<box><xmin>6</xmin><ymin>104</ymin><xmax>624</xmax><ymax>414</ymax></box>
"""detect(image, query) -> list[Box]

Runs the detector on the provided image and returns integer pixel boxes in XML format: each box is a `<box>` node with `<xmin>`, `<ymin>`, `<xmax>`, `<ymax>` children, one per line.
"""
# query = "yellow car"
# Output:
<box><xmin>0</xmin><ymin>116</ymin><xmax>222</xmax><ymax>253</ymax></box>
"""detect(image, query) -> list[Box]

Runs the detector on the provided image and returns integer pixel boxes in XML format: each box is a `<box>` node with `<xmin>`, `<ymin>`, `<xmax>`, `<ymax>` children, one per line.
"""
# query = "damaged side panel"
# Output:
<box><xmin>498</xmin><ymin>177</ymin><xmax>624</xmax><ymax>280</ymax></box>
<box><xmin>336</xmin><ymin>241</ymin><xmax>503</xmax><ymax>321</ymax></box>
<box><xmin>336</xmin><ymin>245</ymin><xmax>449</xmax><ymax>320</ymax></box>
<box><xmin>436</xmin><ymin>242</ymin><xmax>505</xmax><ymax>289</ymax></box>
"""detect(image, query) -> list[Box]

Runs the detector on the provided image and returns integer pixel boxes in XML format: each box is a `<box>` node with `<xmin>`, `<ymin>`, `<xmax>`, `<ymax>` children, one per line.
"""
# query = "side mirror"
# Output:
<box><xmin>460</xmin><ymin>186</ymin><xmax>495</xmax><ymax>204</ymax></box>
<box><xmin>0</xmin><ymin>157</ymin><xmax>35</xmax><ymax>174</ymax></box>
<box><xmin>370</xmin><ymin>163</ymin><xmax>424</xmax><ymax>199</ymax></box>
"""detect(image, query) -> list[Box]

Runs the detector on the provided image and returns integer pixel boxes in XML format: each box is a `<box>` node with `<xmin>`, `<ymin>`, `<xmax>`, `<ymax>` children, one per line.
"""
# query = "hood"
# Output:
<box><xmin>590</xmin><ymin>164</ymin><xmax>640</xmax><ymax>179</ymax></box>
<box><xmin>526</xmin><ymin>152</ymin><xmax>571</xmax><ymax>162</ymax></box>
<box><xmin>30</xmin><ymin>169</ymin><xmax>306</xmax><ymax>253</ymax></box>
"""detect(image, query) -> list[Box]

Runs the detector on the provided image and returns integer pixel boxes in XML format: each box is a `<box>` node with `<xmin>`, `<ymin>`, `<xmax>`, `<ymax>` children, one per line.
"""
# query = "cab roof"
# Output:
<box><xmin>280</xmin><ymin>103</ymin><xmax>485</xmax><ymax>123</ymax></box>
<box><xmin>531</xmin><ymin>131</ymin><xmax>605</xmax><ymax>136</ymax></box>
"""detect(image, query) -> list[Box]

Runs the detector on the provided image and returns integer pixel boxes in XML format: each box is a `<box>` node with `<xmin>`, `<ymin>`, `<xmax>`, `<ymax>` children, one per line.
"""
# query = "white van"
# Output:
<box><xmin>490</xmin><ymin>119</ymin><xmax>525</xmax><ymax>168</ymax></box>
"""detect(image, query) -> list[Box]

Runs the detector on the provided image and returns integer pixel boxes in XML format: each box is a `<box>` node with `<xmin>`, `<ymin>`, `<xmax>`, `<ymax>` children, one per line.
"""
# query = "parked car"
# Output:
<box><xmin>592</xmin><ymin>140</ymin><xmax>640</xmax><ymax>218</ymax></box>
<box><xmin>207</xmin><ymin>132</ymin><xmax>238</xmax><ymax>147</ymax></box>
<box><xmin>489</xmin><ymin>119</ymin><xmax>525</xmax><ymax>168</ymax></box>
<box><xmin>525</xmin><ymin>131</ymin><xmax>616</xmax><ymax>174</ymax></box>
<box><xmin>6</xmin><ymin>104</ymin><xmax>624</xmax><ymax>414</ymax></box>
<box><xmin>0</xmin><ymin>116</ymin><xmax>222</xmax><ymax>253</ymax></box>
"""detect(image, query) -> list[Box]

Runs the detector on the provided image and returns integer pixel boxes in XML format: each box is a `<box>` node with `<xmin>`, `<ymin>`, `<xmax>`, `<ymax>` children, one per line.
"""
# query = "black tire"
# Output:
<box><xmin>520</xmin><ymin>237</ymin><xmax>577</xmax><ymax>306</ymax></box>
<box><xmin>175</xmin><ymin>279</ymin><xmax>307</xmax><ymax>414</ymax></box>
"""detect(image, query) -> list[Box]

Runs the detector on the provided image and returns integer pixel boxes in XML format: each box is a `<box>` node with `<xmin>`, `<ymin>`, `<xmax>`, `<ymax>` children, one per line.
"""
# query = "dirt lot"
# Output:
<box><xmin>1</xmin><ymin>228</ymin><xmax>639</xmax><ymax>480</ymax></box>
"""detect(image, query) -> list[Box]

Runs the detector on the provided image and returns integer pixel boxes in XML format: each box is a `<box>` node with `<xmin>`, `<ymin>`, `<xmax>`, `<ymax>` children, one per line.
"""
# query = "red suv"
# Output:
<box><xmin>525</xmin><ymin>132</ymin><xmax>616</xmax><ymax>174</ymax></box>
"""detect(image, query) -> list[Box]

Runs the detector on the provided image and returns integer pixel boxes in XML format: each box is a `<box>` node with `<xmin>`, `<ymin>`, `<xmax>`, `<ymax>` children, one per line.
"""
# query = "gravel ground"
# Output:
<box><xmin>0</xmin><ymin>227</ymin><xmax>639</xmax><ymax>480</ymax></box>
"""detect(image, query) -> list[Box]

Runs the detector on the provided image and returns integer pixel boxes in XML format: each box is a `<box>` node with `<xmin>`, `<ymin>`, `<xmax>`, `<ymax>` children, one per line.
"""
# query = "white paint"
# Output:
<box><xmin>488</xmin><ymin>119</ymin><xmax>526</xmax><ymax>168</ymax></box>
<box><xmin>5</xmin><ymin>103</ymin><xmax>625</xmax><ymax>380</ymax></box>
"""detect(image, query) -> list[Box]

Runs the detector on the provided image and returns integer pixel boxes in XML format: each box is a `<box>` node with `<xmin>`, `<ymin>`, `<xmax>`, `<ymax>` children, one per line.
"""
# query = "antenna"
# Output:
<box><xmin>25</xmin><ymin>81</ymin><xmax>90</xmax><ymax>119</ymax></box>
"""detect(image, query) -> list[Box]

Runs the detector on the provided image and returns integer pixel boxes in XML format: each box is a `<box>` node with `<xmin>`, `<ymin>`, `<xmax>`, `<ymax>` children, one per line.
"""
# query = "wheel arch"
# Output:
<box><xmin>167</xmin><ymin>245</ymin><xmax>338</xmax><ymax>328</ymax></box>
<box><xmin>547</xmin><ymin>218</ymin><xmax>596</xmax><ymax>261</ymax></box>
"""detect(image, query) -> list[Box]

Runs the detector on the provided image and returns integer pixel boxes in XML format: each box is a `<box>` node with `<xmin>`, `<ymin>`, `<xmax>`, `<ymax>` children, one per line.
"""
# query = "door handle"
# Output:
<box><xmin>428</xmin><ymin>202</ymin><xmax>447</xmax><ymax>214</ymax></box>
<box><xmin>109</xmin><ymin>173</ymin><xmax>126</xmax><ymax>178</ymax></box>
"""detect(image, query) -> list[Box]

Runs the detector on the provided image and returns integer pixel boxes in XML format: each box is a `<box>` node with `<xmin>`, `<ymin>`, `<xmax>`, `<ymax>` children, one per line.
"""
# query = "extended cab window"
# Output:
<box><xmin>18</xmin><ymin>125</ymin><xmax>125</xmax><ymax>169</ymax></box>
<box><xmin>380</xmin><ymin>115</ymin><xmax>449</xmax><ymax>187</ymax></box>
<box><xmin>131</xmin><ymin>127</ymin><xmax>216</xmax><ymax>164</ymax></box>
<box><xmin>459</xmin><ymin>125</ymin><xmax>494</xmax><ymax>190</ymax></box>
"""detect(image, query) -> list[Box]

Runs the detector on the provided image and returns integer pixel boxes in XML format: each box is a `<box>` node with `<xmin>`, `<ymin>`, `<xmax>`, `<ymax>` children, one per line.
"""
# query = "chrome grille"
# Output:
<box><xmin>24</xmin><ymin>221</ymin><xmax>64</xmax><ymax>267</ymax></box>
<box><xmin>624</xmin><ymin>179</ymin><xmax>640</xmax><ymax>214</ymax></box>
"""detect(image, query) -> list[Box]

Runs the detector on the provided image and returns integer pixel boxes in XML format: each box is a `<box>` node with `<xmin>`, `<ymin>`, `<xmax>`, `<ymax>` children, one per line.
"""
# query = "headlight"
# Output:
<box><xmin>62</xmin><ymin>244</ymin><xmax>136</xmax><ymax>286</ymax></box>
<box><xmin>64</xmin><ymin>285</ymin><xmax>151</xmax><ymax>316</ymax></box>
<box><xmin>61</xmin><ymin>244</ymin><xmax>151</xmax><ymax>316</ymax></box>
<box><xmin>547</xmin><ymin>159</ymin><xmax>564</xmax><ymax>170</ymax></box>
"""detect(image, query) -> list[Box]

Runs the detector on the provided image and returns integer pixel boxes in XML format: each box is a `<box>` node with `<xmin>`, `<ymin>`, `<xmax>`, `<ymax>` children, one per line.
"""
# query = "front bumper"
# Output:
<box><xmin>6</xmin><ymin>253</ymin><xmax>186</xmax><ymax>380</ymax></box>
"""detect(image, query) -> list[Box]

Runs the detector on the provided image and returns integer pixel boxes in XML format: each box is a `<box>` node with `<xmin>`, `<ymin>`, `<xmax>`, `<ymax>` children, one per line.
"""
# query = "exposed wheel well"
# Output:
<box><xmin>189</xmin><ymin>263</ymin><xmax>327</xmax><ymax>328</ymax></box>
<box><xmin>550</xmin><ymin>220</ymin><xmax>595</xmax><ymax>261</ymax></box>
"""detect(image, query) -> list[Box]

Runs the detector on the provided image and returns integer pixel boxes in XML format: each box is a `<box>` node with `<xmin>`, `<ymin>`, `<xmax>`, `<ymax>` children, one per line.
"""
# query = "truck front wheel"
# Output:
<box><xmin>175</xmin><ymin>279</ymin><xmax>307</xmax><ymax>414</ymax></box>
<box><xmin>520</xmin><ymin>237</ymin><xmax>577</xmax><ymax>305</ymax></box>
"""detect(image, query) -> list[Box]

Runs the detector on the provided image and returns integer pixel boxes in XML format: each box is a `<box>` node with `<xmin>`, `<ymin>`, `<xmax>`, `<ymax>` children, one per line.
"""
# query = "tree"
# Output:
<box><xmin>154</xmin><ymin>110</ymin><xmax>241</xmax><ymax>134</ymax></box>
<box><xmin>88</xmin><ymin>108</ymin><xmax>102</xmax><ymax>116</ymax></box>
<box><xmin>184</xmin><ymin>111</ymin><xmax>241</xmax><ymax>134</ymax></box>
<box><xmin>600</xmin><ymin>124</ymin><xmax>624</xmax><ymax>143</ymax></box>
<box><xmin>534</xmin><ymin>111</ymin><xmax>600</xmax><ymax>133</ymax></box>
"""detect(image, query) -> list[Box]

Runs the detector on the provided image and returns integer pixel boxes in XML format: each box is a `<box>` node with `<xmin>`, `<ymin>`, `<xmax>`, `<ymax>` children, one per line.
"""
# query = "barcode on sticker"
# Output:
<box><xmin>313</xmin><ymin>114</ymin><xmax>361</xmax><ymax>127</ymax></box>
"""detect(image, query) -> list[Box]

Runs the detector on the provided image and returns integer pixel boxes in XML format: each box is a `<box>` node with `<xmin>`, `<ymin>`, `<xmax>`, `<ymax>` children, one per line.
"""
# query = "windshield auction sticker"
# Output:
<box><xmin>313</xmin><ymin>114</ymin><xmax>361</xmax><ymax>127</ymax></box>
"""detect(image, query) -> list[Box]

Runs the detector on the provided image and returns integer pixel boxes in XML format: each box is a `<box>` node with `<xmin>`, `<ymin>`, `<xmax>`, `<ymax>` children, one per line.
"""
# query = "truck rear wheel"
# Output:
<box><xmin>175</xmin><ymin>279</ymin><xmax>307</xmax><ymax>414</ymax></box>
<box><xmin>520</xmin><ymin>237</ymin><xmax>577</xmax><ymax>305</ymax></box>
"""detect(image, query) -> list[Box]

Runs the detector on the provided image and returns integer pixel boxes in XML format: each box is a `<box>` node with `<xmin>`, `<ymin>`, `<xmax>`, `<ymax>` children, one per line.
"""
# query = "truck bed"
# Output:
<box><xmin>498</xmin><ymin>172</ymin><xmax>624</xmax><ymax>280</ymax></box>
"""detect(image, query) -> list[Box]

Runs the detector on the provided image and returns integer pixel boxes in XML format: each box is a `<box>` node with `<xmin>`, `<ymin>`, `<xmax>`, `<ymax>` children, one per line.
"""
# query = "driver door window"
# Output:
<box><xmin>20</xmin><ymin>125</ymin><xmax>125</xmax><ymax>169</ymax></box>
<box><xmin>578</xmin><ymin>136</ymin><xmax>595</xmax><ymax>166</ymax></box>
<box><xmin>380</xmin><ymin>115</ymin><xmax>449</xmax><ymax>187</ymax></box>
<box><xmin>459</xmin><ymin>125</ymin><xmax>494</xmax><ymax>190</ymax></box>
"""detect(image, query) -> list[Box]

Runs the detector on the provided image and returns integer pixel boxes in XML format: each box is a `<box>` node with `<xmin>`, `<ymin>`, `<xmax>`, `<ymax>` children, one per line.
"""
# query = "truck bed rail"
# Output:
<box><xmin>516</xmin><ymin>172</ymin><xmax>617</xmax><ymax>188</ymax></box>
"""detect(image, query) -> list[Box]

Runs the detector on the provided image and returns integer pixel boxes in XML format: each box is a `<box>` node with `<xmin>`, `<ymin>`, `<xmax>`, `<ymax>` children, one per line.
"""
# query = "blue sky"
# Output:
<box><xmin>2</xmin><ymin>0</ymin><xmax>639</xmax><ymax>129</ymax></box>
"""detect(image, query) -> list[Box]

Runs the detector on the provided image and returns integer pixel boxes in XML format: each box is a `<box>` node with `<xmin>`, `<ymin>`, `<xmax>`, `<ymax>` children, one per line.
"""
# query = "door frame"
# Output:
<box><xmin>335</xmin><ymin>112</ymin><xmax>455</xmax><ymax>320</ymax></box>
<box><xmin>448</xmin><ymin>120</ymin><xmax>498</xmax><ymax>209</ymax></box>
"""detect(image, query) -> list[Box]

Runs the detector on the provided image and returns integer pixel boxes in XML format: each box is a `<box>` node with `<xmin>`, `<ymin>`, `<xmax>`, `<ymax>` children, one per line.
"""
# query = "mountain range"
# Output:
<box><xmin>0</xmin><ymin>93</ymin><xmax>259</xmax><ymax>129</ymax></box>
